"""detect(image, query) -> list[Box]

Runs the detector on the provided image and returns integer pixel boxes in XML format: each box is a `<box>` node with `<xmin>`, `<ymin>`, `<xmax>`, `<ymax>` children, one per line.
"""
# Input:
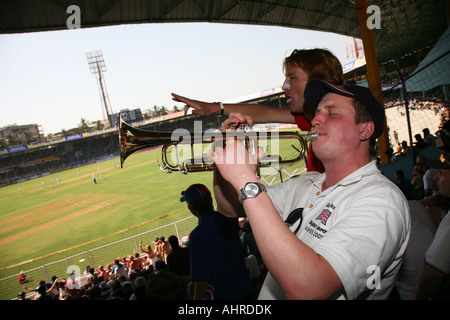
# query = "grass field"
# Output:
<box><xmin>0</xmin><ymin>148</ymin><xmax>215</xmax><ymax>270</ymax></box>
<box><xmin>0</xmin><ymin>129</ymin><xmax>307</xmax><ymax>299</ymax></box>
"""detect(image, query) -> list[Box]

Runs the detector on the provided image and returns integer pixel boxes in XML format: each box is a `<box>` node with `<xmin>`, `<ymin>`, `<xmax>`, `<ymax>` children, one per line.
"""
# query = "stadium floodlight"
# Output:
<box><xmin>86</xmin><ymin>50</ymin><xmax>114</xmax><ymax>128</ymax></box>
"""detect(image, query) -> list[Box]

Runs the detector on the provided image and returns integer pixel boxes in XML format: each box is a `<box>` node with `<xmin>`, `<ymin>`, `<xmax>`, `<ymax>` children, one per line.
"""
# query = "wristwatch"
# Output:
<box><xmin>239</xmin><ymin>182</ymin><xmax>266</xmax><ymax>204</ymax></box>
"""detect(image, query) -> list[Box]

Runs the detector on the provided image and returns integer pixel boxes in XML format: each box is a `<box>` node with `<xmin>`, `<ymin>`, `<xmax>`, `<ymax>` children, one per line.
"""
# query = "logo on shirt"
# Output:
<box><xmin>316</xmin><ymin>209</ymin><xmax>332</xmax><ymax>226</ymax></box>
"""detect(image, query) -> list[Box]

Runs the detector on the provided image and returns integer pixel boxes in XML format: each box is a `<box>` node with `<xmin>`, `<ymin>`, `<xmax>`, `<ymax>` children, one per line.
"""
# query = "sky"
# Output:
<box><xmin>0</xmin><ymin>22</ymin><xmax>351</xmax><ymax>136</ymax></box>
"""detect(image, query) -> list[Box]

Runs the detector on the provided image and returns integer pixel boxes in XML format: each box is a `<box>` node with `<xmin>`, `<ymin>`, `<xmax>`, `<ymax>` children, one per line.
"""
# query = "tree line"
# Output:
<box><xmin>0</xmin><ymin>105</ymin><xmax>182</xmax><ymax>147</ymax></box>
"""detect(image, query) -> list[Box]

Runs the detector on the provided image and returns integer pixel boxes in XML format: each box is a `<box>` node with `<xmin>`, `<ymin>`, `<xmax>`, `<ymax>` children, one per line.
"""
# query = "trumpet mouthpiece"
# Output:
<box><xmin>305</xmin><ymin>132</ymin><xmax>318</xmax><ymax>140</ymax></box>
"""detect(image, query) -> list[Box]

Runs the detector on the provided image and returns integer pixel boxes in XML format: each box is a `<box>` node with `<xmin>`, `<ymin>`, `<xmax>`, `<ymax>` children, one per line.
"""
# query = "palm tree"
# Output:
<box><xmin>79</xmin><ymin>118</ymin><xmax>90</xmax><ymax>133</ymax></box>
<box><xmin>95</xmin><ymin>120</ymin><xmax>104</xmax><ymax>130</ymax></box>
<box><xmin>152</xmin><ymin>105</ymin><xmax>160</xmax><ymax>117</ymax></box>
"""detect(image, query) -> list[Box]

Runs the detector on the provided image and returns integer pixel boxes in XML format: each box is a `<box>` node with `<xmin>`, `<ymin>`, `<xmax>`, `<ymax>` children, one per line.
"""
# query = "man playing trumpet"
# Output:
<box><xmin>209</xmin><ymin>79</ymin><xmax>411</xmax><ymax>300</ymax></box>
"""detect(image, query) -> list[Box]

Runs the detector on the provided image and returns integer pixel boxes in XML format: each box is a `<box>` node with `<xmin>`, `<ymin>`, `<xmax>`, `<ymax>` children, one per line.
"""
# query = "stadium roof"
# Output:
<box><xmin>405</xmin><ymin>26</ymin><xmax>450</xmax><ymax>92</ymax></box>
<box><xmin>0</xmin><ymin>0</ymin><xmax>448</xmax><ymax>64</ymax></box>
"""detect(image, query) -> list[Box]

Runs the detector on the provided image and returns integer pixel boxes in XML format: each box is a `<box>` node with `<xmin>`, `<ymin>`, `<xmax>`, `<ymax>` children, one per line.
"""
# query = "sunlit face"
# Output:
<box><xmin>282</xmin><ymin>66</ymin><xmax>309</xmax><ymax>115</ymax></box>
<box><xmin>435</xmin><ymin>168</ymin><xmax>450</xmax><ymax>197</ymax></box>
<box><xmin>310</xmin><ymin>93</ymin><xmax>364</xmax><ymax>162</ymax></box>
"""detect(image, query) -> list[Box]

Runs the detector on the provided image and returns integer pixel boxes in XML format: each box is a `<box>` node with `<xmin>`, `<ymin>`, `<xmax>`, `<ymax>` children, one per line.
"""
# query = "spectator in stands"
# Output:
<box><xmin>111</xmin><ymin>259</ymin><xmax>127</xmax><ymax>279</ymax></box>
<box><xmin>146</xmin><ymin>271</ymin><xmax>187</xmax><ymax>300</ymax></box>
<box><xmin>154</xmin><ymin>260</ymin><xmax>167</xmax><ymax>273</ymax></box>
<box><xmin>130</xmin><ymin>276</ymin><xmax>147</xmax><ymax>300</ymax></box>
<box><xmin>85</xmin><ymin>268</ymin><xmax>98</xmax><ymax>286</ymax></box>
<box><xmin>417</xmin><ymin>156</ymin><xmax>440</xmax><ymax>197</ymax></box>
<box><xmin>411</xmin><ymin>166</ymin><xmax>425</xmax><ymax>200</ymax></box>
<box><xmin>423</xmin><ymin>128</ymin><xmax>436</xmax><ymax>146</ymax></box>
<box><xmin>385</xmin><ymin>147</ymin><xmax>396</xmax><ymax>162</ymax></box>
<box><xmin>396</xmin><ymin>143</ymin><xmax>402</xmax><ymax>155</ymax></box>
<box><xmin>134</xmin><ymin>253</ymin><xmax>145</xmax><ymax>270</ymax></box>
<box><xmin>166</xmin><ymin>235</ymin><xmax>190</xmax><ymax>284</ymax></box>
<box><xmin>409</xmin><ymin>155</ymin><xmax>450</xmax><ymax>299</ymax></box>
<box><xmin>95</xmin><ymin>265</ymin><xmax>110</xmax><ymax>282</ymax></box>
<box><xmin>414</xmin><ymin>133</ymin><xmax>426</xmax><ymax>151</ymax></box>
<box><xmin>127</xmin><ymin>255</ymin><xmax>142</xmax><ymax>276</ymax></box>
<box><xmin>109</xmin><ymin>279</ymin><xmax>124</xmax><ymax>299</ymax></box>
<box><xmin>240</xmin><ymin>219</ymin><xmax>263</xmax><ymax>268</ymax></box>
<box><xmin>401</xmin><ymin>140</ymin><xmax>411</xmax><ymax>155</ymax></box>
<box><xmin>153</xmin><ymin>236</ymin><xmax>172</xmax><ymax>262</ymax></box>
<box><xmin>23</xmin><ymin>279</ymin><xmax>46</xmax><ymax>295</ymax></box>
<box><xmin>172</xmin><ymin>48</ymin><xmax>344</xmax><ymax>174</ymax></box>
<box><xmin>395</xmin><ymin>200</ymin><xmax>436</xmax><ymax>299</ymax></box>
<box><xmin>139</xmin><ymin>240</ymin><xmax>158</xmax><ymax>266</ymax></box>
<box><xmin>58</xmin><ymin>281</ymin><xmax>70</xmax><ymax>300</ymax></box>
<box><xmin>17</xmin><ymin>291</ymin><xmax>31</xmax><ymax>300</ymax></box>
<box><xmin>395</xmin><ymin>169</ymin><xmax>417</xmax><ymax>200</ymax></box>
<box><xmin>180</xmin><ymin>183</ymin><xmax>252</xmax><ymax>300</ymax></box>
<box><xmin>241</xmin><ymin>241</ymin><xmax>262</xmax><ymax>299</ymax></box>
<box><xmin>32</xmin><ymin>277</ymin><xmax>59</xmax><ymax>300</ymax></box>
<box><xmin>209</xmin><ymin>79</ymin><xmax>410</xmax><ymax>299</ymax></box>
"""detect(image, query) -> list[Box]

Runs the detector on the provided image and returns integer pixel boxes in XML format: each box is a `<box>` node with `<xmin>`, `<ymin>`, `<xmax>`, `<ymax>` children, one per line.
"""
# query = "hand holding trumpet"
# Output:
<box><xmin>209</xmin><ymin>136</ymin><xmax>265</xmax><ymax>193</ymax></box>
<box><xmin>222</xmin><ymin>112</ymin><xmax>254</xmax><ymax>131</ymax></box>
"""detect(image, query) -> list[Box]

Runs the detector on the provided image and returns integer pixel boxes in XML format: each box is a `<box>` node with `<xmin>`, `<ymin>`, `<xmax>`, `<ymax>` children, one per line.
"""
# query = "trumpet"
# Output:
<box><xmin>119</xmin><ymin>117</ymin><xmax>317</xmax><ymax>174</ymax></box>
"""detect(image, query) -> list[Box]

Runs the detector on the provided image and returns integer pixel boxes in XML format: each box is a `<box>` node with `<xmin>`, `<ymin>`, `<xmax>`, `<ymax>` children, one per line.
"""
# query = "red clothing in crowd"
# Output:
<box><xmin>294</xmin><ymin>115</ymin><xmax>325</xmax><ymax>173</ymax></box>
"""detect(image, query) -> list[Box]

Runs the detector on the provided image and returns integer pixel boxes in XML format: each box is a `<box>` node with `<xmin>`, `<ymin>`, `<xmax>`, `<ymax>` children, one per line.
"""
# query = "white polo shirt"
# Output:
<box><xmin>259</xmin><ymin>161</ymin><xmax>411</xmax><ymax>300</ymax></box>
<box><xmin>425</xmin><ymin>212</ymin><xmax>450</xmax><ymax>275</ymax></box>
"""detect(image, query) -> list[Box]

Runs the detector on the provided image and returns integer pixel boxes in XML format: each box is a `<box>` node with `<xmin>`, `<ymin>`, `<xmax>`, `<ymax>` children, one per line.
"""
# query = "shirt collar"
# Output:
<box><xmin>310</xmin><ymin>160</ymin><xmax>379</xmax><ymax>191</ymax></box>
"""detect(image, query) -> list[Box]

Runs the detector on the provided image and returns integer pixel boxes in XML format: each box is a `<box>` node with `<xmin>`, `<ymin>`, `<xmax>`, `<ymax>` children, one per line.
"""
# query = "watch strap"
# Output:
<box><xmin>239</xmin><ymin>182</ymin><xmax>266</xmax><ymax>204</ymax></box>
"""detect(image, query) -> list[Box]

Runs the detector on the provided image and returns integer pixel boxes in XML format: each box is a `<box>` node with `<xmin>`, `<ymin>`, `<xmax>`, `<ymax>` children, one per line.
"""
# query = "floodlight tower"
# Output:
<box><xmin>86</xmin><ymin>50</ymin><xmax>114</xmax><ymax>127</ymax></box>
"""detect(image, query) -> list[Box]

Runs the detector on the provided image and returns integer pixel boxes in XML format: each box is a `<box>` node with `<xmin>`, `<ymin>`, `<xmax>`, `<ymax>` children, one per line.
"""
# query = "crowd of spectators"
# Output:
<box><xmin>18</xmin><ymin>229</ymin><xmax>263</xmax><ymax>301</ymax></box>
<box><xmin>18</xmin><ymin>235</ymin><xmax>188</xmax><ymax>300</ymax></box>
<box><xmin>0</xmin><ymin>134</ymin><xmax>119</xmax><ymax>187</ymax></box>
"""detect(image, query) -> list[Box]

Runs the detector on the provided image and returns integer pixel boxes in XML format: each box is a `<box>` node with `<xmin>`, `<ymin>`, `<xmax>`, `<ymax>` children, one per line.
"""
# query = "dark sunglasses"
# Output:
<box><xmin>285</xmin><ymin>208</ymin><xmax>304</xmax><ymax>234</ymax></box>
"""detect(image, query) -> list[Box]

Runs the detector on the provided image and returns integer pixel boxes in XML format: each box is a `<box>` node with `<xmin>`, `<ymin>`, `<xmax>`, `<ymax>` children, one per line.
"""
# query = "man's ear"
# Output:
<box><xmin>359</xmin><ymin>121</ymin><xmax>375</xmax><ymax>141</ymax></box>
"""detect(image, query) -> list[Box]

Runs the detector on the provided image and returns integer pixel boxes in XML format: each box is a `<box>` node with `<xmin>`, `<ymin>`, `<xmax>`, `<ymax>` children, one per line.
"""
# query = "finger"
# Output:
<box><xmin>222</xmin><ymin>118</ymin><xmax>237</xmax><ymax>131</ymax></box>
<box><xmin>231</xmin><ymin>112</ymin><xmax>246</xmax><ymax>122</ymax></box>
<box><xmin>256</xmin><ymin>146</ymin><xmax>265</xmax><ymax>163</ymax></box>
<box><xmin>209</xmin><ymin>146</ymin><xmax>224</xmax><ymax>165</ymax></box>
<box><xmin>171</xmin><ymin>93</ymin><xmax>182</xmax><ymax>102</ymax></box>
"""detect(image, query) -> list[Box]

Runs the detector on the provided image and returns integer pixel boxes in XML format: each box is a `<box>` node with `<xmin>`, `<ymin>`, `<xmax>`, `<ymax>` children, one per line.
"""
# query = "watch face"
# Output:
<box><xmin>245</xmin><ymin>183</ymin><xmax>259</xmax><ymax>197</ymax></box>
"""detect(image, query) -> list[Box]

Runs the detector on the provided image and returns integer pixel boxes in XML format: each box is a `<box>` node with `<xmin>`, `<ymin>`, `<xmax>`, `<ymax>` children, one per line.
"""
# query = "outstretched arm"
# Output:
<box><xmin>171</xmin><ymin>93</ymin><xmax>295</xmax><ymax>124</ymax></box>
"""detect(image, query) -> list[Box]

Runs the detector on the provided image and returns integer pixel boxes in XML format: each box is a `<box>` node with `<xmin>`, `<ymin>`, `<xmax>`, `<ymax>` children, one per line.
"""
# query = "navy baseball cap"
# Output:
<box><xmin>180</xmin><ymin>184</ymin><xmax>211</xmax><ymax>202</ymax></box>
<box><xmin>304</xmin><ymin>79</ymin><xmax>385</xmax><ymax>139</ymax></box>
